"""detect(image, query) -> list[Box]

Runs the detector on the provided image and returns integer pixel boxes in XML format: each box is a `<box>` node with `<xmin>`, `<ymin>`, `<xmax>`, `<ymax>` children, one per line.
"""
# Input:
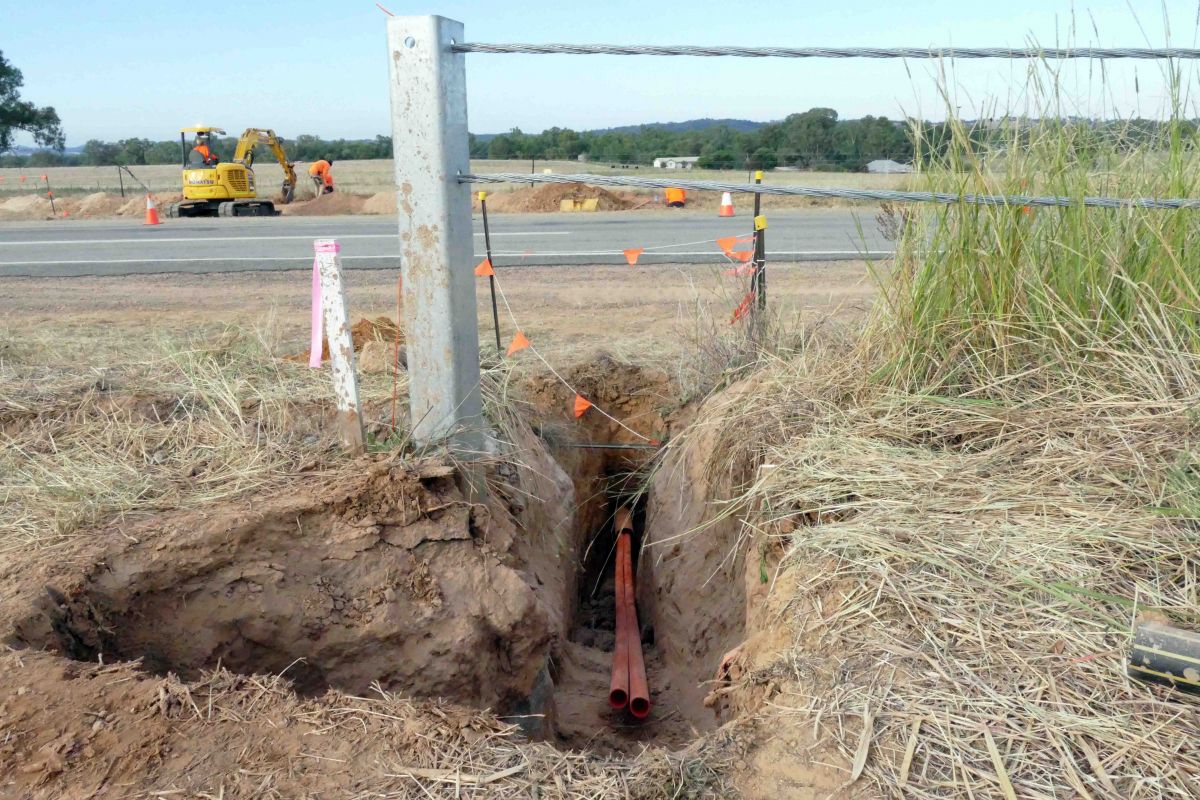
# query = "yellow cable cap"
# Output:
<box><xmin>754</xmin><ymin>170</ymin><xmax>764</xmax><ymax>181</ymax></box>
<box><xmin>754</xmin><ymin>215</ymin><xmax>768</xmax><ymax>231</ymax></box>
<box><xmin>478</xmin><ymin>191</ymin><xmax>488</xmax><ymax>200</ymax></box>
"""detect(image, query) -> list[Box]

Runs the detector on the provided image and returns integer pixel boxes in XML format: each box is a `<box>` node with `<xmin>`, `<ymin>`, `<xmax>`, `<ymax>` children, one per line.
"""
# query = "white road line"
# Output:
<box><xmin>0</xmin><ymin>250</ymin><xmax>892</xmax><ymax>267</ymax></box>
<box><xmin>0</xmin><ymin>232</ymin><xmax>571</xmax><ymax>247</ymax></box>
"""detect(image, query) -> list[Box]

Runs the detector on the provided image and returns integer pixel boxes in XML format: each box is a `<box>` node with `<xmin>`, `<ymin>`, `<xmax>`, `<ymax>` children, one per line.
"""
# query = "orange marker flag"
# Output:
<box><xmin>715</xmin><ymin>235</ymin><xmax>738</xmax><ymax>254</ymax></box>
<box><xmin>623</xmin><ymin>247</ymin><xmax>644</xmax><ymax>266</ymax></box>
<box><xmin>19</xmin><ymin>176</ymin><xmax>27</xmax><ymax>183</ymax></box>
<box><xmin>573</xmin><ymin>394</ymin><xmax>593</xmax><ymax>418</ymax></box>
<box><xmin>506</xmin><ymin>330</ymin><xmax>530</xmax><ymax>356</ymax></box>
<box><xmin>723</xmin><ymin>264</ymin><xmax>755</xmax><ymax>277</ymax></box>
<box><xmin>731</xmin><ymin>293</ymin><xmax>754</xmax><ymax>324</ymax></box>
<box><xmin>474</xmin><ymin>258</ymin><xmax>494</xmax><ymax>277</ymax></box>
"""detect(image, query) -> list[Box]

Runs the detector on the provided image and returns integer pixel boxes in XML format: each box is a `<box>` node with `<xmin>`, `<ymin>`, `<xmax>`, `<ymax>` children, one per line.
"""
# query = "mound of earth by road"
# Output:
<box><xmin>476</xmin><ymin>181</ymin><xmax>640</xmax><ymax>213</ymax></box>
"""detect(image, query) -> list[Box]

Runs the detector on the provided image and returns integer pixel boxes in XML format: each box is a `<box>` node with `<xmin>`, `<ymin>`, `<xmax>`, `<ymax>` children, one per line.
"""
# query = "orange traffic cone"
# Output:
<box><xmin>718</xmin><ymin>192</ymin><xmax>735</xmax><ymax>217</ymax></box>
<box><xmin>144</xmin><ymin>194</ymin><xmax>161</xmax><ymax>226</ymax></box>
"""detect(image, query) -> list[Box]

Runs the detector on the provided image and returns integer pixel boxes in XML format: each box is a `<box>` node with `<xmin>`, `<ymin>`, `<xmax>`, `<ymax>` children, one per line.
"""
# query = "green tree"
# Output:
<box><xmin>81</xmin><ymin>139</ymin><xmax>120</xmax><ymax>166</ymax></box>
<box><xmin>117</xmin><ymin>137</ymin><xmax>153</xmax><ymax>165</ymax></box>
<box><xmin>0</xmin><ymin>51</ymin><xmax>63</xmax><ymax>153</ymax></box>
<box><xmin>749</xmin><ymin>147</ymin><xmax>778</xmax><ymax>170</ymax></box>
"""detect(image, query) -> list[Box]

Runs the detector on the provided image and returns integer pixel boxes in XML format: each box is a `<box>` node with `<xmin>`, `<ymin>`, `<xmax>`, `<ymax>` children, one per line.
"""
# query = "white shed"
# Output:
<box><xmin>866</xmin><ymin>159</ymin><xmax>913</xmax><ymax>174</ymax></box>
<box><xmin>653</xmin><ymin>156</ymin><xmax>701</xmax><ymax>170</ymax></box>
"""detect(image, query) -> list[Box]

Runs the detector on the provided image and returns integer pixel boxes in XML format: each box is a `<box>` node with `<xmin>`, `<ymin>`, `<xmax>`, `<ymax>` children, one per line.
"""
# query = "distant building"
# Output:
<box><xmin>653</xmin><ymin>156</ymin><xmax>701</xmax><ymax>170</ymax></box>
<box><xmin>866</xmin><ymin>159</ymin><xmax>913</xmax><ymax>174</ymax></box>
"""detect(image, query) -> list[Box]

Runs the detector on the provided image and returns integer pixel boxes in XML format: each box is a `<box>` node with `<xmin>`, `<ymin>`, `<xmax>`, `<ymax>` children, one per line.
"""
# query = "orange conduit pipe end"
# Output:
<box><xmin>623</xmin><ymin>529</ymin><xmax>651</xmax><ymax>719</ymax></box>
<box><xmin>612</xmin><ymin>506</ymin><xmax>652</xmax><ymax>720</ymax></box>
<box><xmin>608</xmin><ymin>530</ymin><xmax>631</xmax><ymax>710</ymax></box>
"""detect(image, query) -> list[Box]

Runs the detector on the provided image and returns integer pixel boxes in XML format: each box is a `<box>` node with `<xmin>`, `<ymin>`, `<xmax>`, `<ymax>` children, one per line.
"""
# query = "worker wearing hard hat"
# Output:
<box><xmin>189</xmin><ymin>132</ymin><xmax>219</xmax><ymax>167</ymax></box>
<box><xmin>309</xmin><ymin>158</ymin><xmax>335</xmax><ymax>195</ymax></box>
<box><xmin>665</xmin><ymin>187</ymin><xmax>686</xmax><ymax>208</ymax></box>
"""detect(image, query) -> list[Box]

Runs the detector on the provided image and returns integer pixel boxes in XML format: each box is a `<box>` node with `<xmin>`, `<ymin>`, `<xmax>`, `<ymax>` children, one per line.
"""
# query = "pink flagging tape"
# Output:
<box><xmin>314</xmin><ymin>240</ymin><xmax>342</xmax><ymax>254</ymax></box>
<box><xmin>308</xmin><ymin>258</ymin><xmax>323</xmax><ymax>368</ymax></box>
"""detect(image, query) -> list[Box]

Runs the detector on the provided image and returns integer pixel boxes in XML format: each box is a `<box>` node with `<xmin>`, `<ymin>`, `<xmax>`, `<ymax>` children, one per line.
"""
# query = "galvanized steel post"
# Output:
<box><xmin>386</xmin><ymin>15</ymin><xmax>483</xmax><ymax>450</ymax></box>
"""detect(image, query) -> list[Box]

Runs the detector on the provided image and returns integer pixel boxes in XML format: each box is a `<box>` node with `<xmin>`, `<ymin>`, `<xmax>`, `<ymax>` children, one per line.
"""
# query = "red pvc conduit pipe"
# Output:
<box><xmin>608</xmin><ymin>529</ymin><xmax>631</xmax><ymax>710</ymax></box>
<box><xmin>614</xmin><ymin>506</ymin><xmax>652</xmax><ymax>720</ymax></box>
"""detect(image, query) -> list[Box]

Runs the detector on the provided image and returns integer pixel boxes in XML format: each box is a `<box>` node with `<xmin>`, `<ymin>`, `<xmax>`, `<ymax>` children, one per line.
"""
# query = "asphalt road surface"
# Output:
<box><xmin>0</xmin><ymin>210</ymin><xmax>892</xmax><ymax>278</ymax></box>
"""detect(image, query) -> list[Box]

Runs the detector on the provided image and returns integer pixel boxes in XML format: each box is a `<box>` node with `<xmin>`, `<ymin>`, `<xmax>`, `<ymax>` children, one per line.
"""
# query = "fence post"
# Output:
<box><xmin>386</xmin><ymin>15</ymin><xmax>483</xmax><ymax>452</ymax></box>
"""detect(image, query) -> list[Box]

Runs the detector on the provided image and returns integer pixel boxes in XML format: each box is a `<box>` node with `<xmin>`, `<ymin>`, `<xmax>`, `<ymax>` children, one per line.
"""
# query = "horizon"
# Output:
<box><xmin>5</xmin><ymin>1</ymin><xmax>1200</xmax><ymax>148</ymax></box>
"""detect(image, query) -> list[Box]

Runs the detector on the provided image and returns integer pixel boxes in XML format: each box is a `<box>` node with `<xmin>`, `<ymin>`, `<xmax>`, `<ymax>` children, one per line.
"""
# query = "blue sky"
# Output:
<box><xmin>4</xmin><ymin>1</ymin><xmax>1200</xmax><ymax>146</ymax></box>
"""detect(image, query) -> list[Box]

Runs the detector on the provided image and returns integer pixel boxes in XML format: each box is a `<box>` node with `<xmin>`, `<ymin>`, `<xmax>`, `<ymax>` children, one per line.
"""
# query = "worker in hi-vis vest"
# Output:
<box><xmin>309</xmin><ymin>158</ymin><xmax>335</xmax><ymax>195</ymax></box>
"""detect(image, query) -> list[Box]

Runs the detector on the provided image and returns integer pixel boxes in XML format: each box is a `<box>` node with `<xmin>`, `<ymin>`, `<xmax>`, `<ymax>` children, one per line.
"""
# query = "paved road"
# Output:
<box><xmin>0</xmin><ymin>210</ymin><xmax>892</xmax><ymax>277</ymax></box>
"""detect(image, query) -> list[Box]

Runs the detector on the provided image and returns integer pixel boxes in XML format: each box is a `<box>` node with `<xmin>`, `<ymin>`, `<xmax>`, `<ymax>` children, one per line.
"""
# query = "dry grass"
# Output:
<box><xmin>0</xmin><ymin>159</ymin><xmax>909</xmax><ymax>199</ymax></box>
<box><xmin>0</xmin><ymin>320</ymin><xmax>407</xmax><ymax>553</ymax></box>
<box><xmin>3</xmin><ymin>647</ymin><xmax>734</xmax><ymax>799</ymax></box>
<box><xmin>665</xmin><ymin>315</ymin><xmax>1200</xmax><ymax>797</ymax></box>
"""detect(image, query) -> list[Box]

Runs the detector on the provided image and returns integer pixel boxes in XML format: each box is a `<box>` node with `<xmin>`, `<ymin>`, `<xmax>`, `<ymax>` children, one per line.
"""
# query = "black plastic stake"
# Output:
<box><xmin>750</xmin><ymin>171</ymin><xmax>767</xmax><ymax>311</ymax></box>
<box><xmin>479</xmin><ymin>193</ymin><xmax>503</xmax><ymax>353</ymax></box>
<box><xmin>118</xmin><ymin>166</ymin><xmax>125</xmax><ymax>198</ymax></box>
<box><xmin>44</xmin><ymin>175</ymin><xmax>56</xmax><ymax>216</ymax></box>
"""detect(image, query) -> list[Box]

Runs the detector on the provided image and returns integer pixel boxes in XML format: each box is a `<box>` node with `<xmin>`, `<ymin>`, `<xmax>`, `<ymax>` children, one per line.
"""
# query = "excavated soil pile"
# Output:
<box><xmin>75</xmin><ymin>192</ymin><xmax>124</xmax><ymax>217</ymax></box>
<box><xmin>6</xmin><ymin>459</ymin><xmax>553</xmax><ymax>708</ymax></box>
<box><xmin>0</xmin><ymin>195</ymin><xmax>56</xmax><ymax>219</ymax></box>
<box><xmin>289</xmin><ymin>315</ymin><xmax>405</xmax><ymax>368</ymax></box>
<box><xmin>363</xmin><ymin>191</ymin><xmax>397</xmax><ymax>214</ymax></box>
<box><xmin>478</xmin><ymin>182</ymin><xmax>638</xmax><ymax>213</ymax></box>
<box><xmin>280</xmin><ymin>192</ymin><xmax>367</xmax><ymax>216</ymax></box>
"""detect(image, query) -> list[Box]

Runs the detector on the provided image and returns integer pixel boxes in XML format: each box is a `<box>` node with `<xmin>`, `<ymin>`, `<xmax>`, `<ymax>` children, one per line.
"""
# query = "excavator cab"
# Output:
<box><xmin>166</xmin><ymin>126</ymin><xmax>297</xmax><ymax>218</ymax></box>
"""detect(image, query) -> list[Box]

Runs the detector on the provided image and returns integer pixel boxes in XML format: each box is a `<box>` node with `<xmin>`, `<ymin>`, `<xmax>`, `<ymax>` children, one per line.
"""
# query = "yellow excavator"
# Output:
<box><xmin>165</xmin><ymin>126</ymin><xmax>298</xmax><ymax>218</ymax></box>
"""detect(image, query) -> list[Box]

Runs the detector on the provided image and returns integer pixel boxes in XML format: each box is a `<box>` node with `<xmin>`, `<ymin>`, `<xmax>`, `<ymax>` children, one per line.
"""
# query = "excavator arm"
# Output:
<box><xmin>233</xmin><ymin>128</ymin><xmax>297</xmax><ymax>204</ymax></box>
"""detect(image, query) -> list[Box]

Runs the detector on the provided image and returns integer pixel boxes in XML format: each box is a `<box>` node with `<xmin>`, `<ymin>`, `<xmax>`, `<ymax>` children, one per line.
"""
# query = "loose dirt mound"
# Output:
<box><xmin>116</xmin><ymin>192</ymin><xmax>182</xmax><ymax>217</ymax></box>
<box><xmin>289</xmin><ymin>315</ymin><xmax>405</xmax><ymax>365</ymax></box>
<box><xmin>364</xmin><ymin>190</ymin><xmax>397</xmax><ymax>214</ymax></box>
<box><xmin>280</xmin><ymin>192</ymin><xmax>367</xmax><ymax>216</ymax></box>
<box><xmin>75</xmin><ymin>192</ymin><xmax>124</xmax><ymax>217</ymax></box>
<box><xmin>0</xmin><ymin>194</ymin><xmax>54</xmax><ymax>219</ymax></box>
<box><xmin>478</xmin><ymin>182</ymin><xmax>638</xmax><ymax>213</ymax></box>
<box><xmin>6</xmin><ymin>458</ymin><xmax>552</xmax><ymax>706</ymax></box>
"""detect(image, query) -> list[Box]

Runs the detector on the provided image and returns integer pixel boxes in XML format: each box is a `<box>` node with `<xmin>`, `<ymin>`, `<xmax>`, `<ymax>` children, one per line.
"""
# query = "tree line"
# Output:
<box><xmin>472</xmin><ymin>109</ymin><xmax>914</xmax><ymax>171</ymax></box>
<box><xmin>0</xmin><ymin>109</ymin><xmax>915</xmax><ymax>172</ymax></box>
<box><xmin>4</xmin><ymin>106</ymin><xmax>1194</xmax><ymax>173</ymax></box>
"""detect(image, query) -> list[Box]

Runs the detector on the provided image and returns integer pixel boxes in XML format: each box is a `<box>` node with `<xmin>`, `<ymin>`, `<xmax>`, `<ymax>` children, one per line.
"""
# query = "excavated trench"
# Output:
<box><xmin>5</xmin><ymin>364</ymin><xmax>749</xmax><ymax>754</ymax></box>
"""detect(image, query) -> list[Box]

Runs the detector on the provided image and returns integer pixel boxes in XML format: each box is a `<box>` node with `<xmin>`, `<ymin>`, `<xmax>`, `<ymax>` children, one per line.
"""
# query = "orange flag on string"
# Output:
<box><xmin>715</xmin><ymin>235</ymin><xmax>739</xmax><ymax>254</ymax></box>
<box><xmin>623</xmin><ymin>248</ymin><xmax>644</xmax><ymax>266</ymax></box>
<box><xmin>573</xmin><ymin>394</ymin><xmax>593</xmax><ymax>418</ymax></box>
<box><xmin>723</xmin><ymin>264</ymin><xmax>755</xmax><ymax>277</ymax></box>
<box><xmin>474</xmin><ymin>258</ymin><xmax>494</xmax><ymax>277</ymax></box>
<box><xmin>506</xmin><ymin>330</ymin><xmax>530</xmax><ymax>356</ymax></box>
<box><xmin>731</xmin><ymin>293</ymin><xmax>754</xmax><ymax>324</ymax></box>
<box><xmin>19</xmin><ymin>176</ymin><xmax>26</xmax><ymax>183</ymax></box>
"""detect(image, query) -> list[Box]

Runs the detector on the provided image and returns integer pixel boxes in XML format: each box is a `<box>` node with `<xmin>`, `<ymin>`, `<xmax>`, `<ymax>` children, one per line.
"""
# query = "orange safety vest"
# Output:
<box><xmin>665</xmin><ymin>187</ymin><xmax>686</xmax><ymax>205</ymax></box>
<box><xmin>192</xmin><ymin>144</ymin><xmax>218</xmax><ymax>166</ymax></box>
<box><xmin>309</xmin><ymin>160</ymin><xmax>333</xmax><ymax>186</ymax></box>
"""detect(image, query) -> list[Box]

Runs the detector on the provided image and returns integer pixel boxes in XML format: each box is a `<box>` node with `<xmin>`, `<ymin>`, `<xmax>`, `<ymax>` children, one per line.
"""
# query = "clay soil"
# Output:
<box><xmin>0</xmin><ymin>262</ymin><xmax>876</xmax><ymax>797</ymax></box>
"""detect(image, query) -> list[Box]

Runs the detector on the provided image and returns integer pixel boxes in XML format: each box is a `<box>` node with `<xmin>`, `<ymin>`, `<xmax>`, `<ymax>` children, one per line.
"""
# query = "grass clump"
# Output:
<box><xmin>877</xmin><ymin>70</ymin><xmax>1200</xmax><ymax>389</ymax></box>
<box><xmin>685</xmin><ymin>48</ymin><xmax>1200</xmax><ymax>799</ymax></box>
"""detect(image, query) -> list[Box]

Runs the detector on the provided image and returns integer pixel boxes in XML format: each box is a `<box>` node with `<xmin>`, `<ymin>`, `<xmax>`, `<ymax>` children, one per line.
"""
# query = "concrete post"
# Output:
<box><xmin>386</xmin><ymin>15</ymin><xmax>482</xmax><ymax>451</ymax></box>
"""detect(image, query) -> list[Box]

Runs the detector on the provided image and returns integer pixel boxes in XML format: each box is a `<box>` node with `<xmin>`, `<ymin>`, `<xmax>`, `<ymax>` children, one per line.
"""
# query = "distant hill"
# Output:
<box><xmin>6</xmin><ymin>144</ymin><xmax>85</xmax><ymax>156</ymax></box>
<box><xmin>473</xmin><ymin>118</ymin><xmax>768</xmax><ymax>141</ymax></box>
<box><xmin>590</xmin><ymin>118</ymin><xmax>766</xmax><ymax>135</ymax></box>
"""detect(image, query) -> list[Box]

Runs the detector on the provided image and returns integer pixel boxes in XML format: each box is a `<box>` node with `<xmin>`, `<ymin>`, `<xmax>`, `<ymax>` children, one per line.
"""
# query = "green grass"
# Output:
<box><xmin>874</xmin><ymin>79</ymin><xmax>1200</xmax><ymax>391</ymax></box>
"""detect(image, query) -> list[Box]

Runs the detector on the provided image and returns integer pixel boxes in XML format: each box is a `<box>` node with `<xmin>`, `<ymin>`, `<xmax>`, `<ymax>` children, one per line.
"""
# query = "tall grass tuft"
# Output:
<box><xmin>874</xmin><ymin>61</ymin><xmax>1200</xmax><ymax>392</ymax></box>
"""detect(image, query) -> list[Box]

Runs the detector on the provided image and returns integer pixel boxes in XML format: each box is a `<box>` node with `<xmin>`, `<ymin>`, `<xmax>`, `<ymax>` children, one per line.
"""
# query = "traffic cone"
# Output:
<box><xmin>144</xmin><ymin>194</ymin><xmax>161</xmax><ymax>226</ymax></box>
<box><xmin>718</xmin><ymin>192</ymin><xmax>735</xmax><ymax>217</ymax></box>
